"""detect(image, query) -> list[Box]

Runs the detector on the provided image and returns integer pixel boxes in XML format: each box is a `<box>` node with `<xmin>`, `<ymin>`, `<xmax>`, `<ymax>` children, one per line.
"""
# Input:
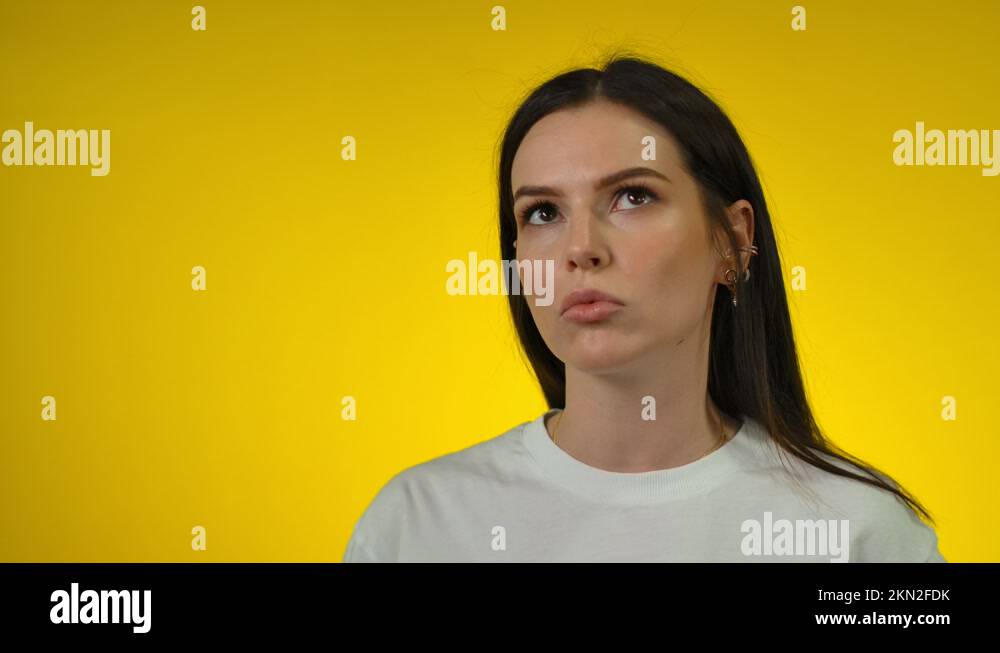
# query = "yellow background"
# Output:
<box><xmin>1</xmin><ymin>0</ymin><xmax>996</xmax><ymax>561</ymax></box>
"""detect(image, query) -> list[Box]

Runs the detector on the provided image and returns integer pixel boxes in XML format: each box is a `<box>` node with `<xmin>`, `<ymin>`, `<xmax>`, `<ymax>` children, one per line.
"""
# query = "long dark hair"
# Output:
<box><xmin>495</xmin><ymin>52</ymin><xmax>934</xmax><ymax>524</ymax></box>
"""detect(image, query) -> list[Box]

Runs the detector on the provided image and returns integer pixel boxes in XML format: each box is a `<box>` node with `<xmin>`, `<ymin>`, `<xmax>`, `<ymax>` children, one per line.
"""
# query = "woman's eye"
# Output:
<box><xmin>521</xmin><ymin>202</ymin><xmax>559</xmax><ymax>225</ymax></box>
<box><xmin>519</xmin><ymin>185</ymin><xmax>657</xmax><ymax>225</ymax></box>
<box><xmin>613</xmin><ymin>185</ymin><xmax>657</xmax><ymax>211</ymax></box>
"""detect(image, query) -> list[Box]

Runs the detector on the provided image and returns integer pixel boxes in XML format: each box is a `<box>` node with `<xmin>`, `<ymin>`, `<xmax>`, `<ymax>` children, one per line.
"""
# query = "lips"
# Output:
<box><xmin>560</xmin><ymin>288</ymin><xmax>625</xmax><ymax>317</ymax></box>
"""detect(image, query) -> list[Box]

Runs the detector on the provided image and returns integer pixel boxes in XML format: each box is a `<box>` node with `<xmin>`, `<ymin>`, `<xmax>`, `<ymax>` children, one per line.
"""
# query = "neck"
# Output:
<box><xmin>549</xmin><ymin>339</ymin><xmax>731</xmax><ymax>473</ymax></box>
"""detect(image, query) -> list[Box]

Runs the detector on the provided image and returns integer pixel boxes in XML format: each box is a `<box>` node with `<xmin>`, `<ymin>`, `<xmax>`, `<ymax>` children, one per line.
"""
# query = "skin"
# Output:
<box><xmin>511</xmin><ymin>98</ymin><xmax>755</xmax><ymax>472</ymax></box>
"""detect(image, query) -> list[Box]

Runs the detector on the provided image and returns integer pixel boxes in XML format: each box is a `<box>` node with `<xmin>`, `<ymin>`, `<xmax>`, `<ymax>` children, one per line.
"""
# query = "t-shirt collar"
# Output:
<box><xmin>520</xmin><ymin>407</ymin><xmax>759</xmax><ymax>505</ymax></box>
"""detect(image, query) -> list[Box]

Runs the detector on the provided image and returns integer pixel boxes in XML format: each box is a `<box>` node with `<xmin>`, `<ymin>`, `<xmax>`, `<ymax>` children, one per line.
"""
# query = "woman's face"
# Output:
<box><xmin>511</xmin><ymin>99</ymin><xmax>745</xmax><ymax>374</ymax></box>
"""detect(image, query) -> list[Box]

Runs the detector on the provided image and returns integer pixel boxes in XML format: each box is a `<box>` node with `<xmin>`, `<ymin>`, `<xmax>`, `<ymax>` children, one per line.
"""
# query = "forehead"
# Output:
<box><xmin>511</xmin><ymin>99</ymin><xmax>683</xmax><ymax>188</ymax></box>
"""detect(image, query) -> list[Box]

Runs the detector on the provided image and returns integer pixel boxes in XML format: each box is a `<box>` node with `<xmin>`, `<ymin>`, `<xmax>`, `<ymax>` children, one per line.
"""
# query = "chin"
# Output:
<box><xmin>559</xmin><ymin>341</ymin><xmax>639</xmax><ymax>375</ymax></box>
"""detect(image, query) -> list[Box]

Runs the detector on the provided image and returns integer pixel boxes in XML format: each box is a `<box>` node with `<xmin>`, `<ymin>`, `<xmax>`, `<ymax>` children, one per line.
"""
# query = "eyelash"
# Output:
<box><xmin>517</xmin><ymin>183</ymin><xmax>659</xmax><ymax>225</ymax></box>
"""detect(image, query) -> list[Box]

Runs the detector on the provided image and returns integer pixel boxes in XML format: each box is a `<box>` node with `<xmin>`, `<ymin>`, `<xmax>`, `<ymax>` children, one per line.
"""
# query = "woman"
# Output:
<box><xmin>343</xmin><ymin>54</ymin><xmax>945</xmax><ymax>563</ymax></box>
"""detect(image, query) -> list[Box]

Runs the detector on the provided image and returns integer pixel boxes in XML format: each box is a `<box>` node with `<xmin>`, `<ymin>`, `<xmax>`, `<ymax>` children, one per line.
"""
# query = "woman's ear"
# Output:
<box><xmin>726</xmin><ymin>200</ymin><xmax>755</xmax><ymax>249</ymax></box>
<box><xmin>725</xmin><ymin>199</ymin><xmax>755</xmax><ymax>269</ymax></box>
<box><xmin>712</xmin><ymin>200</ymin><xmax>756</xmax><ymax>285</ymax></box>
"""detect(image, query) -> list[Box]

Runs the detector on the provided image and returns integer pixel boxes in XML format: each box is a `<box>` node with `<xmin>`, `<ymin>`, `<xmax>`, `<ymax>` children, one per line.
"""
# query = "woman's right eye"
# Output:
<box><xmin>520</xmin><ymin>201</ymin><xmax>559</xmax><ymax>225</ymax></box>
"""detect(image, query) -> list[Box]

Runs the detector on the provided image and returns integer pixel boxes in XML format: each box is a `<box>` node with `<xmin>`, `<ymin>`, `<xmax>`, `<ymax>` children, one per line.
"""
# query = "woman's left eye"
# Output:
<box><xmin>612</xmin><ymin>184</ymin><xmax>658</xmax><ymax>211</ymax></box>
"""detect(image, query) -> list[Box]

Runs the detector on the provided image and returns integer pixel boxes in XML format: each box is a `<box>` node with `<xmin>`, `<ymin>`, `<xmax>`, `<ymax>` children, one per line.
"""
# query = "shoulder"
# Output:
<box><xmin>844</xmin><ymin>482</ymin><xmax>944</xmax><ymax>562</ymax></box>
<box><xmin>759</xmin><ymin>440</ymin><xmax>945</xmax><ymax>563</ymax></box>
<box><xmin>379</xmin><ymin>417</ymin><xmax>529</xmax><ymax>500</ymax></box>
<box><xmin>341</xmin><ymin>418</ymin><xmax>529</xmax><ymax>563</ymax></box>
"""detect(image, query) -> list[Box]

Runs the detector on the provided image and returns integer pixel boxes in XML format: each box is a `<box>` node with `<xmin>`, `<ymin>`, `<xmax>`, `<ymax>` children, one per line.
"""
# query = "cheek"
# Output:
<box><xmin>621</xmin><ymin>220</ymin><xmax>693</xmax><ymax>278</ymax></box>
<box><xmin>624</xmin><ymin>223</ymin><xmax>712</xmax><ymax>312</ymax></box>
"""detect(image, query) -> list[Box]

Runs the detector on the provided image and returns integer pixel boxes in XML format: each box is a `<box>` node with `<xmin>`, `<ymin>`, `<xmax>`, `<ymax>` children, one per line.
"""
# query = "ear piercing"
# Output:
<box><xmin>723</xmin><ymin>244</ymin><xmax>759</xmax><ymax>307</ymax></box>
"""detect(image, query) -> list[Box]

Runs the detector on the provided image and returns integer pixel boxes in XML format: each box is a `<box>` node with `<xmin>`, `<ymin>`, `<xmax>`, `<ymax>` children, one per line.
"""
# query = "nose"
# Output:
<box><xmin>564</xmin><ymin>211</ymin><xmax>608</xmax><ymax>271</ymax></box>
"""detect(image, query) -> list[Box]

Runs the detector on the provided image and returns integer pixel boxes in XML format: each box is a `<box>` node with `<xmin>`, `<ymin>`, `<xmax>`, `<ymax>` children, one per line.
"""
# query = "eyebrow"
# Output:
<box><xmin>512</xmin><ymin>166</ymin><xmax>671</xmax><ymax>203</ymax></box>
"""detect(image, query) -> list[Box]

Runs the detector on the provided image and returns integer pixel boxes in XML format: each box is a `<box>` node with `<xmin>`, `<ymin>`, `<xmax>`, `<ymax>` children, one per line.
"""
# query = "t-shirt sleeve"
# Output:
<box><xmin>922</xmin><ymin>535</ymin><xmax>947</xmax><ymax>563</ymax></box>
<box><xmin>342</xmin><ymin>529</ymin><xmax>381</xmax><ymax>563</ymax></box>
<box><xmin>854</xmin><ymin>490</ymin><xmax>946</xmax><ymax>563</ymax></box>
<box><xmin>341</xmin><ymin>473</ymin><xmax>407</xmax><ymax>563</ymax></box>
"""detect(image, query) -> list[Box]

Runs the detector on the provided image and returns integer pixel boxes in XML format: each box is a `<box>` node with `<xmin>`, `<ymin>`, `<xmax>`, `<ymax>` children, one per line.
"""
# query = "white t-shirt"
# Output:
<box><xmin>343</xmin><ymin>409</ymin><xmax>946</xmax><ymax>562</ymax></box>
